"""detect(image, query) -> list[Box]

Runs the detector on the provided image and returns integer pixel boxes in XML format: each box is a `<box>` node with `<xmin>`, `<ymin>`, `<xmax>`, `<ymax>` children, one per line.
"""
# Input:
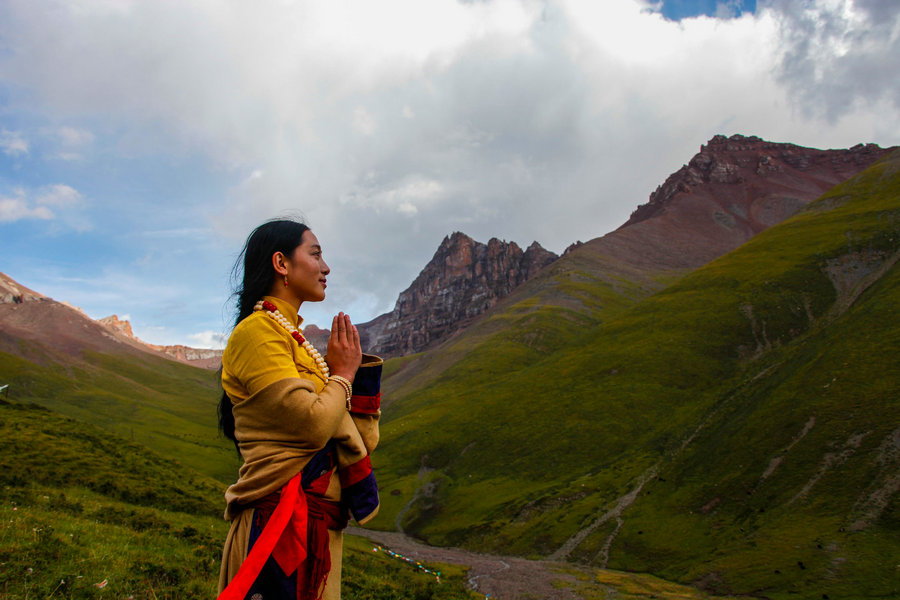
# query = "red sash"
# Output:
<box><xmin>218</xmin><ymin>472</ymin><xmax>348</xmax><ymax>600</ymax></box>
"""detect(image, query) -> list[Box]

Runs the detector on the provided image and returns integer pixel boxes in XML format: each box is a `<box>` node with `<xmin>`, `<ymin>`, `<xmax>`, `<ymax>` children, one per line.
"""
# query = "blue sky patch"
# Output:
<box><xmin>658</xmin><ymin>0</ymin><xmax>757</xmax><ymax>20</ymax></box>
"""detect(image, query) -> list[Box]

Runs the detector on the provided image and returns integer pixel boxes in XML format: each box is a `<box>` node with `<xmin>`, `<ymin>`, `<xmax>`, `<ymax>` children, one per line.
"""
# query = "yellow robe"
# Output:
<box><xmin>218</xmin><ymin>296</ymin><xmax>379</xmax><ymax>600</ymax></box>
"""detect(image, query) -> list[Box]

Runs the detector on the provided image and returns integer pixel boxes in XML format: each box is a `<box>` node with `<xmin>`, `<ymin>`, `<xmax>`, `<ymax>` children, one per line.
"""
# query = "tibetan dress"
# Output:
<box><xmin>217</xmin><ymin>296</ymin><xmax>380</xmax><ymax>600</ymax></box>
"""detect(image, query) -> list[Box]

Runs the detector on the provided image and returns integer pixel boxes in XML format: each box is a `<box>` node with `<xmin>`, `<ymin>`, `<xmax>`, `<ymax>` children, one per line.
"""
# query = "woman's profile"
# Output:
<box><xmin>216</xmin><ymin>219</ymin><xmax>381</xmax><ymax>600</ymax></box>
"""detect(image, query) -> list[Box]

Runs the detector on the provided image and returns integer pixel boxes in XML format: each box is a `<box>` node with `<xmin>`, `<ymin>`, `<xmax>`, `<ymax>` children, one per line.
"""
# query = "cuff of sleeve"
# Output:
<box><xmin>350</xmin><ymin>392</ymin><xmax>381</xmax><ymax>415</ymax></box>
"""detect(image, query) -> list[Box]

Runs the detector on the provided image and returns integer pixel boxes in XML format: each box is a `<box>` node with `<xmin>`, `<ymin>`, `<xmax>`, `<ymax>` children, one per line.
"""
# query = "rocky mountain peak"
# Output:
<box><xmin>357</xmin><ymin>233</ymin><xmax>558</xmax><ymax>357</ymax></box>
<box><xmin>98</xmin><ymin>314</ymin><xmax>135</xmax><ymax>338</ymax></box>
<box><xmin>623</xmin><ymin>133</ymin><xmax>890</xmax><ymax>229</ymax></box>
<box><xmin>0</xmin><ymin>272</ymin><xmax>45</xmax><ymax>304</ymax></box>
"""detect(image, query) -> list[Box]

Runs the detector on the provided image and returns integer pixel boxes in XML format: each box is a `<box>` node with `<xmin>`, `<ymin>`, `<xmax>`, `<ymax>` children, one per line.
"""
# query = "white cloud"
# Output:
<box><xmin>353</xmin><ymin>107</ymin><xmax>377</xmax><ymax>136</ymax></box>
<box><xmin>769</xmin><ymin>0</ymin><xmax>900</xmax><ymax>120</ymax></box>
<box><xmin>36</xmin><ymin>184</ymin><xmax>82</xmax><ymax>207</ymax></box>
<box><xmin>47</xmin><ymin>125</ymin><xmax>95</xmax><ymax>160</ymax></box>
<box><xmin>188</xmin><ymin>330</ymin><xmax>227</xmax><ymax>350</ymax></box>
<box><xmin>0</xmin><ymin>194</ymin><xmax>53</xmax><ymax>222</ymax></box>
<box><xmin>341</xmin><ymin>176</ymin><xmax>446</xmax><ymax>216</ymax></box>
<box><xmin>0</xmin><ymin>184</ymin><xmax>84</xmax><ymax>223</ymax></box>
<box><xmin>57</xmin><ymin>126</ymin><xmax>94</xmax><ymax>146</ymax></box>
<box><xmin>0</xmin><ymin>129</ymin><xmax>28</xmax><ymax>156</ymax></box>
<box><xmin>715</xmin><ymin>1</ymin><xmax>743</xmax><ymax>19</ymax></box>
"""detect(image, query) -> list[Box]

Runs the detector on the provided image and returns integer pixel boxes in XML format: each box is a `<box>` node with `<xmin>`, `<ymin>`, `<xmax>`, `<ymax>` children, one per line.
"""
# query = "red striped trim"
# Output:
<box><xmin>339</xmin><ymin>455</ymin><xmax>372</xmax><ymax>488</ymax></box>
<box><xmin>350</xmin><ymin>392</ymin><xmax>381</xmax><ymax>414</ymax></box>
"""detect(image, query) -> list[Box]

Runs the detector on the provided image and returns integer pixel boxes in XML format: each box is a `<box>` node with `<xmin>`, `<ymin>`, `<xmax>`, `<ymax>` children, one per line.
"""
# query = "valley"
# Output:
<box><xmin>1</xmin><ymin>135</ymin><xmax>897</xmax><ymax>599</ymax></box>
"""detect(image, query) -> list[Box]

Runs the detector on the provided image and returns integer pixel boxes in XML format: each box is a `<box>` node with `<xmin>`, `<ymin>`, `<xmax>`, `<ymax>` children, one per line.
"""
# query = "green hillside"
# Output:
<box><xmin>0</xmin><ymin>344</ymin><xmax>237</xmax><ymax>483</ymax></box>
<box><xmin>0</xmin><ymin>400</ymin><xmax>476</xmax><ymax>599</ymax></box>
<box><xmin>370</xmin><ymin>151</ymin><xmax>900</xmax><ymax>598</ymax></box>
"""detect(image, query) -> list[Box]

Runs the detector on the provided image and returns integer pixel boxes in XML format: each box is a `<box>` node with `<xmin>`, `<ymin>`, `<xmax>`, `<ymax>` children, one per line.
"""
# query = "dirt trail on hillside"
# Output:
<box><xmin>346</xmin><ymin>527</ymin><xmax>584</xmax><ymax>599</ymax></box>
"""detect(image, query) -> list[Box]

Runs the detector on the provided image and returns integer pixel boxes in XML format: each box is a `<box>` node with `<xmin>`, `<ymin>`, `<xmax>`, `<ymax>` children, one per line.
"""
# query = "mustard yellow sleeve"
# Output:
<box><xmin>223</xmin><ymin>313</ymin><xmax>350</xmax><ymax>450</ymax></box>
<box><xmin>222</xmin><ymin>313</ymin><xmax>304</xmax><ymax>398</ymax></box>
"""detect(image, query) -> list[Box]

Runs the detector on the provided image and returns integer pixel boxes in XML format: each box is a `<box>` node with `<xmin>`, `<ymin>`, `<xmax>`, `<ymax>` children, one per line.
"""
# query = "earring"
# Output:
<box><xmin>283</xmin><ymin>275</ymin><xmax>288</xmax><ymax>287</ymax></box>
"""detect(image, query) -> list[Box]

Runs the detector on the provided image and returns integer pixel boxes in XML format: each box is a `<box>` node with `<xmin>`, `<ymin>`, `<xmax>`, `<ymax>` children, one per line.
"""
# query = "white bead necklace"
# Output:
<box><xmin>253</xmin><ymin>300</ymin><xmax>330</xmax><ymax>378</ymax></box>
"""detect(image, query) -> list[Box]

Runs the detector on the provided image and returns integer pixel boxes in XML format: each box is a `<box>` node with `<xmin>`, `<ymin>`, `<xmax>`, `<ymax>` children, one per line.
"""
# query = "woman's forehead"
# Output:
<box><xmin>300</xmin><ymin>229</ymin><xmax>320</xmax><ymax>247</ymax></box>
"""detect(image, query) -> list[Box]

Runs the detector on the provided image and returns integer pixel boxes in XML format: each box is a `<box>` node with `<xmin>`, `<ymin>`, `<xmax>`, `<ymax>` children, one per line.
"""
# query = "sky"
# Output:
<box><xmin>1</xmin><ymin>0</ymin><xmax>898</xmax><ymax>349</ymax></box>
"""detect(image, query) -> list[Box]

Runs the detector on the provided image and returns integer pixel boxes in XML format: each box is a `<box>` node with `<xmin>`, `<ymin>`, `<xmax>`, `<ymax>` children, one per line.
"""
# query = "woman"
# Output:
<box><xmin>217</xmin><ymin>219</ymin><xmax>380</xmax><ymax>600</ymax></box>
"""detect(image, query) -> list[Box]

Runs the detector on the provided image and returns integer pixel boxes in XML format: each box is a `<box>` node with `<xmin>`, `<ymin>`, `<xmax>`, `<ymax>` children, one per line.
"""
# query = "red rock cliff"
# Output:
<box><xmin>357</xmin><ymin>233</ymin><xmax>558</xmax><ymax>357</ymax></box>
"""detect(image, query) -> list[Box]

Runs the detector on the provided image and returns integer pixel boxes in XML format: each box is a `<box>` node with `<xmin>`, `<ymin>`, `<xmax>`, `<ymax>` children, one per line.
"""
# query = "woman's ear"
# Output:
<box><xmin>271</xmin><ymin>251</ymin><xmax>289</xmax><ymax>276</ymax></box>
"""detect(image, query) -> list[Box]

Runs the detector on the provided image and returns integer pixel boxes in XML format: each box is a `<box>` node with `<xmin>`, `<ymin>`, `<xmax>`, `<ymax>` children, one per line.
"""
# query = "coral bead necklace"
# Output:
<box><xmin>253</xmin><ymin>300</ymin><xmax>329</xmax><ymax>378</ymax></box>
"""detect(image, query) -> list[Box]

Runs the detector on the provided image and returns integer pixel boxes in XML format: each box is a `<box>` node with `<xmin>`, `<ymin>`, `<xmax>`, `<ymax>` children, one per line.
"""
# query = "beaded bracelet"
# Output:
<box><xmin>328</xmin><ymin>375</ymin><xmax>353</xmax><ymax>410</ymax></box>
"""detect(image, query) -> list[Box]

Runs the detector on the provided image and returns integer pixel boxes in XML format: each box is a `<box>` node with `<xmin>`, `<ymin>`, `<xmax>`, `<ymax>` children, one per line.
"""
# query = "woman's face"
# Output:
<box><xmin>285</xmin><ymin>230</ymin><xmax>330</xmax><ymax>303</ymax></box>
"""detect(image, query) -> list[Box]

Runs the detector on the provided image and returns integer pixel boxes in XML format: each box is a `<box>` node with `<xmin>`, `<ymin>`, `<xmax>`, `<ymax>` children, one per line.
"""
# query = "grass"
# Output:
<box><xmin>366</xmin><ymin>150</ymin><xmax>900</xmax><ymax>598</ymax></box>
<box><xmin>0</xmin><ymin>401</ymin><xmax>478</xmax><ymax>599</ymax></box>
<box><xmin>551</xmin><ymin>565</ymin><xmax>749</xmax><ymax>600</ymax></box>
<box><xmin>0</xmin><ymin>345</ymin><xmax>237</xmax><ymax>483</ymax></box>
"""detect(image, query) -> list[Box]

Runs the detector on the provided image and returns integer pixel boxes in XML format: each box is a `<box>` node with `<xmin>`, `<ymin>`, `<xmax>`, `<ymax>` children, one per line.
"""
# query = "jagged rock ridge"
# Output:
<box><xmin>357</xmin><ymin>233</ymin><xmax>558</xmax><ymax>357</ymax></box>
<box><xmin>582</xmin><ymin>134</ymin><xmax>896</xmax><ymax>271</ymax></box>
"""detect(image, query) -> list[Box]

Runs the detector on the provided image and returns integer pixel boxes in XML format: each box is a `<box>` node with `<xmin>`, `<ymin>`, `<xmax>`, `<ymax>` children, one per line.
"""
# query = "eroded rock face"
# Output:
<box><xmin>624</xmin><ymin>134</ymin><xmax>890</xmax><ymax>232</ymax></box>
<box><xmin>0</xmin><ymin>273</ymin><xmax>45</xmax><ymax>304</ymax></box>
<box><xmin>358</xmin><ymin>232</ymin><xmax>558</xmax><ymax>357</ymax></box>
<box><xmin>301</xmin><ymin>324</ymin><xmax>331</xmax><ymax>353</ymax></box>
<box><xmin>604</xmin><ymin>134</ymin><xmax>895</xmax><ymax>271</ymax></box>
<box><xmin>98</xmin><ymin>315</ymin><xmax>135</xmax><ymax>338</ymax></box>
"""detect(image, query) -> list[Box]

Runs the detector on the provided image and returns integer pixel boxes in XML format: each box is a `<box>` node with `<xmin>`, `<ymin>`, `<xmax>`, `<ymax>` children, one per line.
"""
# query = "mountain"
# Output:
<box><xmin>366</xmin><ymin>147</ymin><xmax>900</xmax><ymax>598</ymax></box>
<box><xmin>374</xmin><ymin>135</ymin><xmax>895</xmax><ymax>413</ymax></box>
<box><xmin>97</xmin><ymin>314</ymin><xmax>223</xmax><ymax>369</ymax></box>
<box><xmin>0</xmin><ymin>272</ymin><xmax>157</xmax><ymax>359</ymax></box>
<box><xmin>357</xmin><ymin>233</ymin><xmax>558</xmax><ymax>357</ymax></box>
<box><xmin>350</xmin><ymin>135</ymin><xmax>892</xmax><ymax>362</ymax></box>
<box><xmin>0</xmin><ymin>273</ymin><xmax>222</xmax><ymax>369</ymax></box>
<box><xmin>0</xmin><ymin>272</ymin><xmax>233</xmax><ymax>482</ymax></box>
<box><xmin>609</xmin><ymin>134</ymin><xmax>891</xmax><ymax>270</ymax></box>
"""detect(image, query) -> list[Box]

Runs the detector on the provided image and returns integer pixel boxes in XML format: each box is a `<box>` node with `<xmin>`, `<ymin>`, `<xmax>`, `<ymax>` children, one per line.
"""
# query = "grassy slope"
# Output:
<box><xmin>0</xmin><ymin>343</ymin><xmax>237</xmax><ymax>483</ymax></box>
<box><xmin>370</xmin><ymin>152</ymin><xmax>900</xmax><ymax>598</ymax></box>
<box><xmin>381</xmin><ymin>244</ymin><xmax>667</xmax><ymax>407</ymax></box>
<box><xmin>0</xmin><ymin>401</ymin><xmax>476</xmax><ymax>600</ymax></box>
<box><xmin>372</xmin><ymin>236</ymin><xmax>683</xmax><ymax>526</ymax></box>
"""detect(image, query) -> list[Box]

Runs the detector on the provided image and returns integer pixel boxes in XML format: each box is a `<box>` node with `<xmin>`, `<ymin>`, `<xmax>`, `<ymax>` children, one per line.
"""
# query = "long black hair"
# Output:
<box><xmin>217</xmin><ymin>219</ymin><xmax>311</xmax><ymax>447</ymax></box>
